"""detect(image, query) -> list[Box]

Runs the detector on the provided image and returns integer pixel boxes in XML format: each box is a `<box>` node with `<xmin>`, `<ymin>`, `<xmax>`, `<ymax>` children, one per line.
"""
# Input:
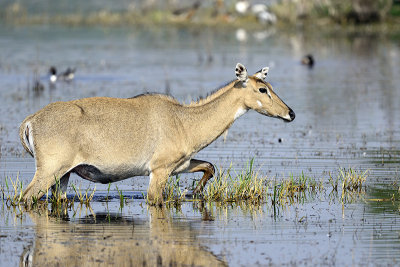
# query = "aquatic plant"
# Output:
<box><xmin>229</xmin><ymin>159</ymin><xmax>266</xmax><ymax>203</ymax></box>
<box><xmin>269</xmin><ymin>172</ymin><xmax>323</xmax><ymax>207</ymax></box>
<box><xmin>203</xmin><ymin>159</ymin><xmax>267</xmax><ymax>204</ymax></box>
<box><xmin>161</xmin><ymin>160</ymin><xmax>367</xmax><ymax>208</ymax></box>
<box><xmin>71</xmin><ymin>183</ymin><xmax>96</xmax><ymax>205</ymax></box>
<box><xmin>0</xmin><ymin>161</ymin><xmax>371</xmax><ymax>214</ymax></box>
<box><xmin>164</xmin><ymin>175</ymin><xmax>188</xmax><ymax>205</ymax></box>
<box><xmin>115</xmin><ymin>186</ymin><xmax>128</xmax><ymax>210</ymax></box>
<box><xmin>310</xmin><ymin>175</ymin><xmax>324</xmax><ymax>191</ymax></box>
<box><xmin>106</xmin><ymin>183</ymin><xmax>111</xmax><ymax>201</ymax></box>
<box><xmin>47</xmin><ymin>177</ymin><xmax>65</xmax><ymax>207</ymax></box>
<box><xmin>2</xmin><ymin>176</ymin><xmax>24</xmax><ymax>207</ymax></box>
<box><xmin>0</xmin><ymin>183</ymin><xmax>5</xmax><ymax>201</ymax></box>
<box><xmin>336</xmin><ymin>168</ymin><xmax>369</xmax><ymax>204</ymax></box>
<box><xmin>328</xmin><ymin>172</ymin><xmax>339</xmax><ymax>191</ymax></box>
<box><xmin>339</xmin><ymin>168</ymin><xmax>368</xmax><ymax>191</ymax></box>
<box><xmin>203</xmin><ymin>167</ymin><xmax>230</xmax><ymax>202</ymax></box>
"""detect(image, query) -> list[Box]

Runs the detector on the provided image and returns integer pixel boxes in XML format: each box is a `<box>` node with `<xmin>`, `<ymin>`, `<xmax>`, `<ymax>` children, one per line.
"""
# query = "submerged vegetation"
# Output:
<box><xmin>339</xmin><ymin>168</ymin><xmax>368</xmax><ymax>191</ymax></box>
<box><xmin>202</xmin><ymin>159</ymin><xmax>266</xmax><ymax>204</ymax></box>
<box><xmin>1</xmin><ymin>175</ymin><xmax>24</xmax><ymax>207</ymax></box>
<box><xmin>71</xmin><ymin>183</ymin><xmax>96</xmax><ymax>205</ymax></box>
<box><xmin>2</xmin><ymin>159</ymin><xmax>391</xmax><ymax>219</ymax></box>
<box><xmin>160</xmin><ymin>159</ymin><xmax>371</xmax><ymax>208</ymax></box>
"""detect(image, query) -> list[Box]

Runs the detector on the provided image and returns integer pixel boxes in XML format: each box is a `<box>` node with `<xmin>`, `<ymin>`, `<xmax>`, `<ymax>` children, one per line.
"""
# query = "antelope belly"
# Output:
<box><xmin>72</xmin><ymin>164</ymin><xmax>149</xmax><ymax>184</ymax></box>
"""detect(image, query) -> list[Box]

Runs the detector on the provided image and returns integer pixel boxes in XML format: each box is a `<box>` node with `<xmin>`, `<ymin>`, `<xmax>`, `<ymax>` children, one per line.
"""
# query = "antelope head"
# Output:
<box><xmin>235</xmin><ymin>63</ymin><xmax>295</xmax><ymax>122</ymax></box>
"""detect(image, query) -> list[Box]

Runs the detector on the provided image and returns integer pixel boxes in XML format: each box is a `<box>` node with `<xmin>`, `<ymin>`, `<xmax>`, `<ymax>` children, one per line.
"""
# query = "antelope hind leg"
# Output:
<box><xmin>184</xmin><ymin>159</ymin><xmax>215</xmax><ymax>194</ymax></box>
<box><xmin>50</xmin><ymin>173</ymin><xmax>70</xmax><ymax>200</ymax></box>
<box><xmin>23</xmin><ymin>167</ymin><xmax>71</xmax><ymax>204</ymax></box>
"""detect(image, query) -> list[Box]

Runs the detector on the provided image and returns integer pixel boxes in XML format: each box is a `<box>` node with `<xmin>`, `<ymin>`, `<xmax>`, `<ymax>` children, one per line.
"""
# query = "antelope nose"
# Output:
<box><xmin>289</xmin><ymin>109</ymin><xmax>295</xmax><ymax>121</ymax></box>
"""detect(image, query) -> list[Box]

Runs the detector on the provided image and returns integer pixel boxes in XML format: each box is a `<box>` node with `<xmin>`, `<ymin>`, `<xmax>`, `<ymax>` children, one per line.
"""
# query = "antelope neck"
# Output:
<box><xmin>180</xmin><ymin>83</ymin><xmax>246</xmax><ymax>152</ymax></box>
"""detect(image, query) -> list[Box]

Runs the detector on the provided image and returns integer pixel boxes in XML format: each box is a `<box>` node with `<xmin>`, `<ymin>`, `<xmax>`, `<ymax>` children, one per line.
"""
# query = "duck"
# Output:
<box><xmin>49</xmin><ymin>66</ymin><xmax>57</xmax><ymax>83</ymax></box>
<box><xmin>301</xmin><ymin>54</ymin><xmax>315</xmax><ymax>67</ymax></box>
<box><xmin>49</xmin><ymin>66</ymin><xmax>76</xmax><ymax>83</ymax></box>
<box><xmin>60</xmin><ymin>67</ymin><xmax>76</xmax><ymax>82</ymax></box>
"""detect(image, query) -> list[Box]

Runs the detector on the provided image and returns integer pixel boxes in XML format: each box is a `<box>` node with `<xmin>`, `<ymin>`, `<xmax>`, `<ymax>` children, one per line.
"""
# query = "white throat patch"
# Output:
<box><xmin>234</xmin><ymin>107</ymin><xmax>247</xmax><ymax>120</ymax></box>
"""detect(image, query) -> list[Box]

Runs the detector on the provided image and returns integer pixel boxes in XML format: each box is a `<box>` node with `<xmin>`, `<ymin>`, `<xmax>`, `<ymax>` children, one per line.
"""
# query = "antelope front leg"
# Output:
<box><xmin>187</xmin><ymin>159</ymin><xmax>215</xmax><ymax>194</ymax></box>
<box><xmin>147</xmin><ymin>169</ymin><xmax>171</xmax><ymax>206</ymax></box>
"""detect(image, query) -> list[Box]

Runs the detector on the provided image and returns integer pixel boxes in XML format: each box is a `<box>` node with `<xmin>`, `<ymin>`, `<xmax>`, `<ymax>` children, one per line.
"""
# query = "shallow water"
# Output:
<box><xmin>0</xmin><ymin>25</ymin><xmax>400</xmax><ymax>266</ymax></box>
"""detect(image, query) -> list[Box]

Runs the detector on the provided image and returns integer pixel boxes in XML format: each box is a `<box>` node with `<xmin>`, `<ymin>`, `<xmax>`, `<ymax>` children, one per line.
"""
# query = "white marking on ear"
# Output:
<box><xmin>235</xmin><ymin>63</ymin><xmax>249</xmax><ymax>85</ymax></box>
<box><xmin>255</xmin><ymin>67</ymin><xmax>269</xmax><ymax>80</ymax></box>
<box><xmin>257</xmin><ymin>100</ymin><xmax>262</xmax><ymax>107</ymax></box>
<box><xmin>234</xmin><ymin>107</ymin><xmax>247</xmax><ymax>120</ymax></box>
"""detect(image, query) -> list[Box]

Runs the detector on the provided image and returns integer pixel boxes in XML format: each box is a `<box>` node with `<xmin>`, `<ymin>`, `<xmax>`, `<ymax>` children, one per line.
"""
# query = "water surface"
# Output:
<box><xmin>0</xmin><ymin>25</ymin><xmax>399</xmax><ymax>266</ymax></box>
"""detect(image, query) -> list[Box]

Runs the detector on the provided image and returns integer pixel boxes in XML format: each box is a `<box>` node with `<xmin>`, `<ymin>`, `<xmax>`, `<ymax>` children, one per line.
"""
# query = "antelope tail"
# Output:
<box><xmin>19</xmin><ymin>120</ymin><xmax>35</xmax><ymax>157</ymax></box>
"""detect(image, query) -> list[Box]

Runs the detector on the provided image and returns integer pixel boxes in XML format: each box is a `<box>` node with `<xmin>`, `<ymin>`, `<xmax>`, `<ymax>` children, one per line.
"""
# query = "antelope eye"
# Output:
<box><xmin>259</xmin><ymin>88</ymin><xmax>267</xmax><ymax>94</ymax></box>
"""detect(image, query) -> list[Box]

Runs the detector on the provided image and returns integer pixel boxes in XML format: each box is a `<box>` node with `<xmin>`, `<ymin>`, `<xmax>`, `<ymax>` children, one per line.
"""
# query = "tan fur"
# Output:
<box><xmin>188</xmin><ymin>80</ymin><xmax>235</xmax><ymax>107</ymax></box>
<box><xmin>19</xmin><ymin>64</ymin><xmax>294</xmax><ymax>205</ymax></box>
<box><xmin>22</xmin><ymin>207</ymin><xmax>227</xmax><ymax>266</ymax></box>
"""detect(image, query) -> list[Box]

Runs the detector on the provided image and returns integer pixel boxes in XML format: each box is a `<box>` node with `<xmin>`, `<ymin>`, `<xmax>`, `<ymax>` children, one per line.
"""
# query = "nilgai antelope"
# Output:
<box><xmin>20</xmin><ymin>63</ymin><xmax>295</xmax><ymax>205</ymax></box>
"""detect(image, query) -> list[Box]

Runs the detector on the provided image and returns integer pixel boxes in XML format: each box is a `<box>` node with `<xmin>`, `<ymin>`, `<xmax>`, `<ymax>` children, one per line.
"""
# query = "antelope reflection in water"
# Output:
<box><xmin>20</xmin><ymin>206</ymin><xmax>226</xmax><ymax>266</ymax></box>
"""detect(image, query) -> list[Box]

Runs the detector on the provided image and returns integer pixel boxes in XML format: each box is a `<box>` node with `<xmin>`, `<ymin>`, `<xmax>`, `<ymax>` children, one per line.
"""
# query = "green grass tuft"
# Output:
<box><xmin>339</xmin><ymin>168</ymin><xmax>368</xmax><ymax>191</ymax></box>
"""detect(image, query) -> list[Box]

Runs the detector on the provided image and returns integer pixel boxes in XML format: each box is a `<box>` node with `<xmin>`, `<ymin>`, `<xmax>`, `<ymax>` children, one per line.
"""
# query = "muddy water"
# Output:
<box><xmin>0</xmin><ymin>25</ymin><xmax>400</xmax><ymax>266</ymax></box>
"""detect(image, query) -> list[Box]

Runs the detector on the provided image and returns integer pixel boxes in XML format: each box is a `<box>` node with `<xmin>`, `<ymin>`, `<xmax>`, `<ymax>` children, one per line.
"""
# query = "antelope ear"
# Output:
<box><xmin>254</xmin><ymin>67</ymin><xmax>269</xmax><ymax>80</ymax></box>
<box><xmin>235</xmin><ymin>63</ymin><xmax>248</xmax><ymax>84</ymax></box>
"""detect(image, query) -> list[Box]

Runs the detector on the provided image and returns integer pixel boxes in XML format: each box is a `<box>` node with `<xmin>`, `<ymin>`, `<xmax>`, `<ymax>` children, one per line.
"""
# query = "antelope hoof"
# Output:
<box><xmin>148</xmin><ymin>199</ymin><xmax>164</xmax><ymax>207</ymax></box>
<box><xmin>193</xmin><ymin>185</ymin><xmax>204</xmax><ymax>196</ymax></box>
<box><xmin>146</xmin><ymin>192</ymin><xmax>164</xmax><ymax>207</ymax></box>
